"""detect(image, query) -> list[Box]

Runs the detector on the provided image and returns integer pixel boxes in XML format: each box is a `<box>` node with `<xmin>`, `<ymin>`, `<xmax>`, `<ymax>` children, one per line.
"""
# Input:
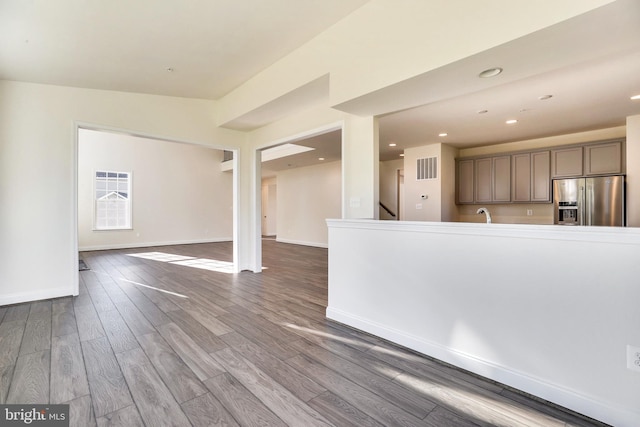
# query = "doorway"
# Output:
<box><xmin>256</xmin><ymin>124</ymin><xmax>343</xmax><ymax>268</ymax></box>
<box><xmin>261</xmin><ymin>179</ymin><xmax>277</xmax><ymax>237</ymax></box>
<box><xmin>76</xmin><ymin>125</ymin><xmax>239</xmax><ymax>276</ymax></box>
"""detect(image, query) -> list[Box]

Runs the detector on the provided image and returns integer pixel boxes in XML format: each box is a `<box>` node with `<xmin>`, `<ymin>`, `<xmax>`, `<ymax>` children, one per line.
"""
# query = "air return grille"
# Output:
<box><xmin>416</xmin><ymin>156</ymin><xmax>438</xmax><ymax>180</ymax></box>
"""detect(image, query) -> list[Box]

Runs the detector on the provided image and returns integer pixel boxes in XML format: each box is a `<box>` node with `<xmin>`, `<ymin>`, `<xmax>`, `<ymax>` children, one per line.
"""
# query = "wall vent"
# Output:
<box><xmin>416</xmin><ymin>156</ymin><xmax>438</xmax><ymax>180</ymax></box>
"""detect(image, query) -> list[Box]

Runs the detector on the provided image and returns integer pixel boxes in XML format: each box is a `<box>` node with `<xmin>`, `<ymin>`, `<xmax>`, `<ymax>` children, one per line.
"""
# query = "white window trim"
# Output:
<box><xmin>93</xmin><ymin>170</ymin><xmax>133</xmax><ymax>231</ymax></box>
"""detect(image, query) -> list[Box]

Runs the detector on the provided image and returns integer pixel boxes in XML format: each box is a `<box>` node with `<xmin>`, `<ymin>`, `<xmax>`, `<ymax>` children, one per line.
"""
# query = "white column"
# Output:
<box><xmin>626</xmin><ymin>114</ymin><xmax>640</xmax><ymax>227</ymax></box>
<box><xmin>342</xmin><ymin>115</ymin><xmax>379</xmax><ymax>219</ymax></box>
<box><xmin>234</xmin><ymin>142</ymin><xmax>262</xmax><ymax>272</ymax></box>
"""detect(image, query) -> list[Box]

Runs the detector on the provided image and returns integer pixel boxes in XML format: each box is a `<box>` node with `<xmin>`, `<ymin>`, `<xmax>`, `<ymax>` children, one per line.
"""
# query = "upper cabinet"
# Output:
<box><xmin>584</xmin><ymin>141</ymin><xmax>623</xmax><ymax>175</ymax></box>
<box><xmin>512</xmin><ymin>151</ymin><xmax>551</xmax><ymax>203</ymax></box>
<box><xmin>474</xmin><ymin>158</ymin><xmax>492</xmax><ymax>203</ymax></box>
<box><xmin>457</xmin><ymin>155</ymin><xmax>512</xmax><ymax>204</ymax></box>
<box><xmin>511</xmin><ymin>153</ymin><xmax>531</xmax><ymax>202</ymax></box>
<box><xmin>456</xmin><ymin>139</ymin><xmax>623</xmax><ymax>205</ymax></box>
<box><xmin>551</xmin><ymin>146</ymin><xmax>583</xmax><ymax>178</ymax></box>
<box><xmin>531</xmin><ymin>151</ymin><xmax>551</xmax><ymax>202</ymax></box>
<box><xmin>492</xmin><ymin>155</ymin><xmax>511</xmax><ymax>203</ymax></box>
<box><xmin>456</xmin><ymin>159</ymin><xmax>474</xmax><ymax>204</ymax></box>
<box><xmin>551</xmin><ymin>139</ymin><xmax>624</xmax><ymax>178</ymax></box>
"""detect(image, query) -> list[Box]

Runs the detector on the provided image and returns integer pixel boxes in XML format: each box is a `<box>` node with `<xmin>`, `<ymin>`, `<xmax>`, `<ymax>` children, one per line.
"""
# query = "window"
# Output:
<box><xmin>94</xmin><ymin>171</ymin><xmax>131</xmax><ymax>230</ymax></box>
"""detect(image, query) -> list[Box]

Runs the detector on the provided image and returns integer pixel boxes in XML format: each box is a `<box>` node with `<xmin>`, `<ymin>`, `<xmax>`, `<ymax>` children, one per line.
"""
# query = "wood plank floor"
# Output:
<box><xmin>0</xmin><ymin>240</ymin><xmax>611</xmax><ymax>427</ymax></box>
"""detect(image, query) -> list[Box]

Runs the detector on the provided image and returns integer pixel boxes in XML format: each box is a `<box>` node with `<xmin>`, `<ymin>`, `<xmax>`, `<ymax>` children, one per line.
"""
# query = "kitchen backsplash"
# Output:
<box><xmin>456</xmin><ymin>203</ymin><xmax>554</xmax><ymax>225</ymax></box>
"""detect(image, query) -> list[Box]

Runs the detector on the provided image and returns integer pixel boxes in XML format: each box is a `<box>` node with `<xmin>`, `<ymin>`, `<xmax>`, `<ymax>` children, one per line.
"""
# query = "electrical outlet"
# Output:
<box><xmin>627</xmin><ymin>345</ymin><xmax>640</xmax><ymax>372</ymax></box>
<box><xmin>527</xmin><ymin>209</ymin><xmax>533</xmax><ymax>216</ymax></box>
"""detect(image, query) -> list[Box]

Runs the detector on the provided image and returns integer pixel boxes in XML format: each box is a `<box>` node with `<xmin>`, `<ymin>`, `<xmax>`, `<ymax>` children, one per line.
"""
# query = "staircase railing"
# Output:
<box><xmin>379</xmin><ymin>201</ymin><xmax>397</xmax><ymax>219</ymax></box>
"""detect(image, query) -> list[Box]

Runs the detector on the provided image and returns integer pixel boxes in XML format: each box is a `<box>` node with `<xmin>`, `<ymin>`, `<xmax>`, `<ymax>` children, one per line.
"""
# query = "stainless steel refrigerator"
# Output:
<box><xmin>553</xmin><ymin>176</ymin><xmax>625</xmax><ymax>226</ymax></box>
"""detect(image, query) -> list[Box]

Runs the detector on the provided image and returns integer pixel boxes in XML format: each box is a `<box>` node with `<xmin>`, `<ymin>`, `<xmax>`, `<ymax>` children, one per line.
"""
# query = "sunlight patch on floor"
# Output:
<box><xmin>128</xmin><ymin>252</ymin><xmax>195</xmax><ymax>262</ymax></box>
<box><xmin>283</xmin><ymin>323</ymin><xmax>365</xmax><ymax>347</ymax></box>
<box><xmin>118</xmin><ymin>278</ymin><xmax>189</xmax><ymax>299</ymax></box>
<box><xmin>127</xmin><ymin>251</ymin><xmax>234</xmax><ymax>273</ymax></box>
<box><xmin>369</xmin><ymin>344</ymin><xmax>421</xmax><ymax>362</ymax></box>
<box><xmin>394</xmin><ymin>370</ymin><xmax>542</xmax><ymax>426</ymax></box>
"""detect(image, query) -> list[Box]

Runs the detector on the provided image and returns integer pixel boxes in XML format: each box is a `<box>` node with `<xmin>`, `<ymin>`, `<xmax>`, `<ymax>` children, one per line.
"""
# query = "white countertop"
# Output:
<box><xmin>326</xmin><ymin>218</ymin><xmax>640</xmax><ymax>244</ymax></box>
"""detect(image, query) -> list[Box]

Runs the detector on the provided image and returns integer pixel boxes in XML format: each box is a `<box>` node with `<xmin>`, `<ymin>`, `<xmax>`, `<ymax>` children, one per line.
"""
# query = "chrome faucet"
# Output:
<box><xmin>476</xmin><ymin>207</ymin><xmax>492</xmax><ymax>223</ymax></box>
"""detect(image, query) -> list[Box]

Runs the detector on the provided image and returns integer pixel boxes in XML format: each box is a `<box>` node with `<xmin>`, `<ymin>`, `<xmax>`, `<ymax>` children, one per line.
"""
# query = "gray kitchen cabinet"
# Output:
<box><xmin>551</xmin><ymin>146</ymin><xmax>583</xmax><ymax>177</ymax></box>
<box><xmin>511</xmin><ymin>153</ymin><xmax>531</xmax><ymax>202</ymax></box>
<box><xmin>472</xmin><ymin>156</ymin><xmax>510</xmax><ymax>203</ymax></box>
<box><xmin>474</xmin><ymin>158</ymin><xmax>492</xmax><ymax>203</ymax></box>
<box><xmin>584</xmin><ymin>140</ymin><xmax>622</xmax><ymax>175</ymax></box>
<box><xmin>492</xmin><ymin>155</ymin><xmax>511</xmax><ymax>202</ymax></box>
<box><xmin>456</xmin><ymin>139</ymin><xmax>620</xmax><ymax>206</ymax></box>
<box><xmin>531</xmin><ymin>151</ymin><xmax>551</xmax><ymax>202</ymax></box>
<box><xmin>512</xmin><ymin>151</ymin><xmax>551</xmax><ymax>203</ymax></box>
<box><xmin>456</xmin><ymin>159</ymin><xmax>474</xmax><ymax>204</ymax></box>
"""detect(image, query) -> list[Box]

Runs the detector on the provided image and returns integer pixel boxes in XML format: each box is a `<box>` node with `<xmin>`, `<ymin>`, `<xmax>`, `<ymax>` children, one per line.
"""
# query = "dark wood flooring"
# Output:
<box><xmin>0</xmin><ymin>240</ymin><xmax>610</xmax><ymax>426</ymax></box>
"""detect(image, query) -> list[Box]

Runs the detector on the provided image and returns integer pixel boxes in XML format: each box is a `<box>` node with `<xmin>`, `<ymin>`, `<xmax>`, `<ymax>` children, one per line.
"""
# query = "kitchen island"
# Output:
<box><xmin>326</xmin><ymin>219</ymin><xmax>640</xmax><ymax>427</ymax></box>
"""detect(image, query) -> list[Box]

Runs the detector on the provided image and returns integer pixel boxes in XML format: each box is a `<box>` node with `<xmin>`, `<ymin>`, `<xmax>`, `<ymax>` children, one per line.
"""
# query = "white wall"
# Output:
<box><xmin>403</xmin><ymin>144</ymin><xmax>443</xmax><ymax>221</ymax></box>
<box><xmin>78</xmin><ymin>129</ymin><xmax>233</xmax><ymax>250</ymax></box>
<box><xmin>276</xmin><ymin>160</ymin><xmax>341</xmax><ymax>247</ymax></box>
<box><xmin>0</xmin><ymin>80</ymin><xmax>244</xmax><ymax>305</ymax></box>
<box><xmin>247</xmin><ymin>103</ymin><xmax>380</xmax><ymax>221</ymax></box>
<box><xmin>327</xmin><ymin>219</ymin><xmax>640</xmax><ymax>427</ymax></box>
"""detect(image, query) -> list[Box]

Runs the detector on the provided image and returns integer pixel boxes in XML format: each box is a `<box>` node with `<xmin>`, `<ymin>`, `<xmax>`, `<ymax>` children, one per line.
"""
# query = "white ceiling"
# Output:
<box><xmin>0</xmin><ymin>0</ymin><xmax>367</xmax><ymax>99</ymax></box>
<box><xmin>2</xmin><ymin>0</ymin><xmax>639</xmax><ymax>167</ymax></box>
<box><xmin>261</xmin><ymin>130</ymin><xmax>341</xmax><ymax>177</ymax></box>
<box><xmin>375</xmin><ymin>0</ymin><xmax>640</xmax><ymax>160</ymax></box>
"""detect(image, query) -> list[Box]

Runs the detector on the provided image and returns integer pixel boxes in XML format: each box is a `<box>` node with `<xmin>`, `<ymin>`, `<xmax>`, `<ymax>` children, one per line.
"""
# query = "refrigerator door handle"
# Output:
<box><xmin>587</xmin><ymin>185</ymin><xmax>594</xmax><ymax>226</ymax></box>
<box><xmin>578</xmin><ymin>186</ymin><xmax>584</xmax><ymax>225</ymax></box>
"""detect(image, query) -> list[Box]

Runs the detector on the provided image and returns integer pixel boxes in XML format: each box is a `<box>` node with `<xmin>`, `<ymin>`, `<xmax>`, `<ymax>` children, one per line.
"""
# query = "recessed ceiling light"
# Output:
<box><xmin>631</xmin><ymin>94</ymin><xmax>640</xmax><ymax>100</ymax></box>
<box><xmin>399</xmin><ymin>153</ymin><xmax>405</xmax><ymax>157</ymax></box>
<box><xmin>438</xmin><ymin>133</ymin><xmax>448</xmax><ymax>137</ymax></box>
<box><xmin>166</xmin><ymin>68</ymin><xmax>174</xmax><ymax>72</ymax></box>
<box><xmin>506</xmin><ymin>119</ymin><xmax>518</xmax><ymax>125</ymax></box>
<box><xmin>478</xmin><ymin>67</ymin><xmax>503</xmax><ymax>78</ymax></box>
<box><xmin>318</xmin><ymin>157</ymin><xmax>325</xmax><ymax>161</ymax></box>
<box><xmin>538</xmin><ymin>94</ymin><xmax>553</xmax><ymax>100</ymax></box>
<box><xmin>477</xmin><ymin>109</ymin><xmax>488</xmax><ymax>114</ymax></box>
<box><xmin>389</xmin><ymin>143</ymin><xmax>397</xmax><ymax>147</ymax></box>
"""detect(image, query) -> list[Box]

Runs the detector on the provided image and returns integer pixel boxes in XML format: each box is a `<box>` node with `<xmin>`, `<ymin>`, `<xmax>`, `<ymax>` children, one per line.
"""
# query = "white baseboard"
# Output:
<box><xmin>326</xmin><ymin>307</ymin><xmax>639</xmax><ymax>427</ymax></box>
<box><xmin>79</xmin><ymin>237</ymin><xmax>232</xmax><ymax>252</ymax></box>
<box><xmin>0</xmin><ymin>286</ymin><xmax>76</xmax><ymax>306</ymax></box>
<box><xmin>275</xmin><ymin>238</ymin><xmax>328</xmax><ymax>249</ymax></box>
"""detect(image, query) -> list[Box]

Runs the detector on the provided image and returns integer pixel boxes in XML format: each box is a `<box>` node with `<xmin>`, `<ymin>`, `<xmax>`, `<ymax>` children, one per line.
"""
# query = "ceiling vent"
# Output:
<box><xmin>416</xmin><ymin>156</ymin><xmax>438</xmax><ymax>180</ymax></box>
